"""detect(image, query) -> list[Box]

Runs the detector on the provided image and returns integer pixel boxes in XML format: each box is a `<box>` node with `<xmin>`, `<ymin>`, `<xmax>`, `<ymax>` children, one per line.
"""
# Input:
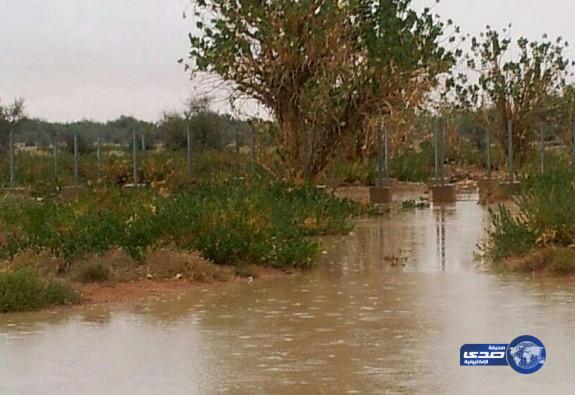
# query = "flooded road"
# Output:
<box><xmin>1</xmin><ymin>199</ymin><xmax>575</xmax><ymax>394</ymax></box>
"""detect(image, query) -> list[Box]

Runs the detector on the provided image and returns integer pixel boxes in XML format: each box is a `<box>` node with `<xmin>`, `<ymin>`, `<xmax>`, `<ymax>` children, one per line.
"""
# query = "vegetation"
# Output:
<box><xmin>402</xmin><ymin>199</ymin><xmax>430</xmax><ymax>210</ymax></box>
<box><xmin>0</xmin><ymin>269</ymin><xmax>77</xmax><ymax>313</ymax></box>
<box><xmin>74</xmin><ymin>263</ymin><xmax>111</xmax><ymax>284</ymax></box>
<box><xmin>186</xmin><ymin>0</ymin><xmax>456</xmax><ymax>181</ymax></box>
<box><xmin>484</xmin><ymin>163</ymin><xmax>575</xmax><ymax>274</ymax></box>
<box><xmin>459</xmin><ymin>26</ymin><xmax>571</xmax><ymax>163</ymax></box>
<box><xmin>3</xmin><ymin>3</ymin><xmax>575</xmax><ymax>298</ymax></box>
<box><xmin>0</xmin><ymin>181</ymin><xmax>373</xmax><ymax>271</ymax></box>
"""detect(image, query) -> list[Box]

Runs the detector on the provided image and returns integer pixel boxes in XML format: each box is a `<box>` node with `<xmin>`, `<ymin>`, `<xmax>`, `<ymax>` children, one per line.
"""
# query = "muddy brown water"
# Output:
<box><xmin>1</xmin><ymin>197</ymin><xmax>574</xmax><ymax>394</ymax></box>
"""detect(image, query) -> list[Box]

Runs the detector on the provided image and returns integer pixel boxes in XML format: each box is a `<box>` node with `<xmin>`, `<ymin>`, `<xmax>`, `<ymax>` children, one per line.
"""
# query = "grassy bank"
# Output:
<box><xmin>0</xmin><ymin>180</ymin><xmax>374</xmax><ymax>312</ymax></box>
<box><xmin>483</xmin><ymin>164</ymin><xmax>575</xmax><ymax>275</ymax></box>
<box><xmin>0</xmin><ymin>269</ymin><xmax>77</xmax><ymax>313</ymax></box>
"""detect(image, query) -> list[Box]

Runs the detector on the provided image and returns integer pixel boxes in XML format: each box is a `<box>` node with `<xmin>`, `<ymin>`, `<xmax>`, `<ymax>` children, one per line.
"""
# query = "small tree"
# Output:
<box><xmin>539</xmin><ymin>85</ymin><xmax>575</xmax><ymax>147</ymax></box>
<box><xmin>159</xmin><ymin>96</ymin><xmax>252</xmax><ymax>151</ymax></box>
<box><xmin>0</xmin><ymin>99</ymin><xmax>26</xmax><ymax>150</ymax></box>
<box><xmin>186</xmin><ymin>0</ymin><xmax>455</xmax><ymax>181</ymax></box>
<box><xmin>463</xmin><ymin>27</ymin><xmax>571</xmax><ymax>162</ymax></box>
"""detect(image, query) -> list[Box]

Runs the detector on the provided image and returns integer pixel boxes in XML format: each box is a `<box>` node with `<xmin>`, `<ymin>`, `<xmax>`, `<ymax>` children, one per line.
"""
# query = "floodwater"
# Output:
<box><xmin>1</xmin><ymin>197</ymin><xmax>575</xmax><ymax>394</ymax></box>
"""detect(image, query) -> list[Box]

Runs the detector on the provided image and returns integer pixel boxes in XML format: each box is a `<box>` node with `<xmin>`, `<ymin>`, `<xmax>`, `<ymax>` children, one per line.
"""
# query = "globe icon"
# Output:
<box><xmin>508</xmin><ymin>341</ymin><xmax>545</xmax><ymax>371</ymax></box>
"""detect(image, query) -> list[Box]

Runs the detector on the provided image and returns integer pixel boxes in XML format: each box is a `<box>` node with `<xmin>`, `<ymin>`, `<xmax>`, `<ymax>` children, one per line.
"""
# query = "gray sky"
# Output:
<box><xmin>1</xmin><ymin>0</ymin><xmax>575</xmax><ymax>122</ymax></box>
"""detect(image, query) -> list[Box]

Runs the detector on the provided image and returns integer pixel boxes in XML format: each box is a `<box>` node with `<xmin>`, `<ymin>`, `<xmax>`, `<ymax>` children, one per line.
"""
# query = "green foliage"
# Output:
<box><xmin>0</xmin><ymin>181</ymin><xmax>370</xmax><ymax>270</ymax></box>
<box><xmin>158</xmin><ymin>97</ymin><xmax>253</xmax><ymax>151</ymax></box>
<box><xmin>323</xmin><ymin>160</ymin><xmax>377</xmax><ymax>187</ymax></box>
<box><xmin>485</xmin><ymin>205</ymin><xmax>538</xmax><ymax>260</ymax></box>
<box><xmin>402</xmin><ymin>200</ymin><xmax>430</xmax><ymax>210</ymax></box>
<box><xmin>186</xmin><ymin>0</ymin><xmax>455</xmax><ymax>180</ymax></box>
<box><xmin>391</xmin><ymin>142</ymin><xmax>435</xmax><ymax>182</ymax></box>
<box><xmin>485</xmin><ymin>165</ymin><xmax>575</xmax><ymax>261</ymax></box>
<box><xmin>0</xmin><ymin>269</ymin><xmax>77</xmax><ymax>313</ymax></box>
<box><xmin>460</xmin><ymin>27</ymin><xmax>571</xmax><ymax>162</ymax></box>
<box><xmin>12</xmin><ymin>107</ymin><xmax>255</xmax><ymax>157</ymax></box>
<box><xmin>0</xmin><ymin>98</ymin><xmax>26</xmax><ymax>150</ymax></box>
<box><xmin>519</xmin><ymin>166</ymin><xmax>575</xmax><ymax>245</ymax></box>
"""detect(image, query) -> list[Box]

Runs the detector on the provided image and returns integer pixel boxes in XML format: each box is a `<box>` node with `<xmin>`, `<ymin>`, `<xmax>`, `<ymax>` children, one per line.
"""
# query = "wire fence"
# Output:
<box><xmin>0</xmin><ymin>128</ymin><xmax>260</xmax><ymax>191</ymax></box>
<box><xmin>3</xmin><ymin>117</ymin><xmax>575</xmax><ymax>191</ymax></box>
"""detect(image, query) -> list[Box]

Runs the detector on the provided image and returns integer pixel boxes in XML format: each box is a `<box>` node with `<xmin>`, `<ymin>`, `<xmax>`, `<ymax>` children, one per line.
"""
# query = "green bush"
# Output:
<box><xmin>0</xmin><ymin>180</ymin><xmax>371</xmax><ymax>270</ymax></box>
<box><xmin>516</xmin><ymin>166</ymin><xmax>575</xmax><ymax>248</ymax></box>
<box><xmin>485</xmin><ymin>206</ymin><xmax>537</xmax><ymax>260</ymax></box>
<box><xmin>0</xmin><ymin>269</ymin><xmax>78</xmax><ymax>313</ymax></box>
<box><xmin>323</xmin><ymin>160</ymin><xmax>376</xmax><ymax>186</ymax></box>
<box><xmin>484</xmin><ymin>164</ymin><xmax>575</xmax><ymax>262</ymax></box>
<box><xmin>390</xmin><ymin>142</ymin><xmax>434</xmax><ymax>182</ymax></box>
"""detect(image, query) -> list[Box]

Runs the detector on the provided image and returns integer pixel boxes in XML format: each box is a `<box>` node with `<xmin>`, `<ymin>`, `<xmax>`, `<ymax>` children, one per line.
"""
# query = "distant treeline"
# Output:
<box><xmin>2</xmin><ymin>105</ymin><xmax>255</xmax><ymax>154</ymax></box>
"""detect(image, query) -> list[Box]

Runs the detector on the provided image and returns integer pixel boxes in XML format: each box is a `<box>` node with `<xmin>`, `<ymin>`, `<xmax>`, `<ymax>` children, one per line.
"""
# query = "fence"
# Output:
<box><xmin>1</xmin><ymin>128</ymin><xmax>260</xmax><ymax>191</ymax></box>
<box><xmin>3</xmin><ymin>118</ymin><xmax>575</xmax><ymax>191</ymax></box>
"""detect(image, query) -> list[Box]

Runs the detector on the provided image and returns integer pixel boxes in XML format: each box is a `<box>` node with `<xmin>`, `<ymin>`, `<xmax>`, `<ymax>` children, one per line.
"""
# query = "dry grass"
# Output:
<box><xmin>146</xmin><ymin>250</ymin><xmax>232</xmax><ymax>282</ymax></box>
<box><xmin>501</xmin><ymin>247</ymin><xmax>575</xmax><ymax>275</ymax></box>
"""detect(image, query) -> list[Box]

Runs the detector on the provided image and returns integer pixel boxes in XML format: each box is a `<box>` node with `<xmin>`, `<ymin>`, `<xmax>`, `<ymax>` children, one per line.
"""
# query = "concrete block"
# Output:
<box><xmin>369</xmin><ymin>186</ymin><xmax>393</xmax><ymax>204</ymax></box>
<box><xmin>431</xmin><ymin>183</ymin><xmax>457</xmax><ymax>204</ymax></box>
<box><xmin>378</xmin><ymin>178</ymin><xmax>399</xmax><ymax>191</ymax></box>
<box><xmin>334</xmin><ymin>186</ymin><xmax>393</xmax><ymax>204</ymax></box>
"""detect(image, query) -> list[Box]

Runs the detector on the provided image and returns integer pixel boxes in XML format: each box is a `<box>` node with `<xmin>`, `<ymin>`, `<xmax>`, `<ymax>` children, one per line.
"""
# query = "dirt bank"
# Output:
<box><xmin>2</xmin><ymin>249</ymin><xmax>291</xmax><ymax>308</ymax></box>
<box><xmin>497</xmin><ymin>247</ymin><xmax>575</xmax><ymax>276</ymax></box>
<box><xmin>80</xmin><ymin>265</ymin><xmax>287</xmax><ymax>305</ymax></box>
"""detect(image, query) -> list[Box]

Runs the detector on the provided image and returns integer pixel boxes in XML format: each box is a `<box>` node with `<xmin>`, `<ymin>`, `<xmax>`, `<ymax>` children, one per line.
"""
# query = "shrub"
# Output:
<box><xmin>0</xmin><ymin>269</ymin><xmax>78</xmax><ymax>313</ymax></box>
<box><xmin>484</xmin><ymin>164</ymin><xmax>575</xmax><ymax>266</ymax></box>
<box><xmin>390</xmin><ymin>143</ymin><xmax>434</xmax><ymax>182</ymax></box>
<box><xmin>546</xmin><ymin>248</ymin><xmax>575</xmax><ymax>275</ymax></box>
<box><xmin>518</xmin><ymin>166</ymin><xmax>575</xmax><ymax>246</ymax></box>
<box><xmin>75</xmin><ymin>263</ymin><xmax>111</xmax><ymax>284</ymax></box>
<box><xmin>402</xmin><ymin>199</ymin><xmax>430</xmax><ymax>210</ymax></box>
<box><xmin>0</xmin><ymin>180</ymin><xmax>370</xmax><ymax>271</ymax></box>
<box><xmin>485</xmin><ymin>206</ymin><xmax>537</xmax><ymax>260</ymax></box>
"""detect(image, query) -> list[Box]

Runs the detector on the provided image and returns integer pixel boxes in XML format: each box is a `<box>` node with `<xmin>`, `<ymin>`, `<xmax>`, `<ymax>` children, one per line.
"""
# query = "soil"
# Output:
<box><xmin>80</xmin><ymin>265</ymin><xmax>287</xmax><ymax>305</ymax></box>
<box><xmin>2</xmin><ymin>249</ymin><xmax>290</xmax><ymax>308</ymax></box>
<box><xmin>497</xmin><ymin>247</ymin><xmax>575</xmax><ymax>277</ymax></box>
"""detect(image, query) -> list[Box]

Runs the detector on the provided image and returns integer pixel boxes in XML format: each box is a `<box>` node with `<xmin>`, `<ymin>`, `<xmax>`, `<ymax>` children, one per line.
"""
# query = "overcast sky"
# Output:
<box><xmin>1</xmin><ymin>0</ymin><xmax>575</xmax><ymax>123</ymax></box>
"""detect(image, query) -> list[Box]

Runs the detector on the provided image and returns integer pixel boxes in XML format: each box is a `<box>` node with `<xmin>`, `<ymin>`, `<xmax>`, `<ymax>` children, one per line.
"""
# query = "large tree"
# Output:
<box><xmin>462</xmin><ymin>27</ymin><xmax>571</xmax><ymax>162</ymax></box>
<box><xmin>186</xmin><ymin>0</ymin><xmax>455</xmax><ymax>181</ymax></box>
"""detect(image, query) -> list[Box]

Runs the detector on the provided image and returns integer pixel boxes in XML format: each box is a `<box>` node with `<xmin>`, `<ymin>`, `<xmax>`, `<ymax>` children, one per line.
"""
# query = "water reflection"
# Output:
<box><xmin>0</xmin><ymin>200</ymin><xmax>574</xmax><ymax>394</ymax></box>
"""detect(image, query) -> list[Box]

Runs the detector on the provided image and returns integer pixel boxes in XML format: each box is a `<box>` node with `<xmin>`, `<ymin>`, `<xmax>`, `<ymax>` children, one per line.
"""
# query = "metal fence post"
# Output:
<box><xmin>186</xmin><ymin>124</ymin><xmax>193</xmax><ymax>179</ymax></box>
<box><xmin>376</xmin><ymin>125</ymin><xmax>384</xmax><ymax>186</ymax></box>
<box><xmin>96</xmin><ymin>138</ymin><xmax>101</xmax><ymax>180</ymax></box>
<box><xmin>384</xmin><ymin>124</ymin><xmax>389</xmax><ymax>179</ymax></box>
<box><xmin>132</xmin><ymin>129</ymin><xmax>138</xmax><ymax>186</ymax></box>
<box><xmin>486</xmin><ymin>127</ymin><xmax>492</xmax><ymax>179</ymax></box>
<box><xmin>235</xmin><ymin>129</ymin><xmax>241</xmax><ymax>175</ymax></box>
<box><xmin>572</xmin><ymin>117</ymin><xmax>575</xmax><ymax>172</ymax></box>
<box><xmin>439</xmin><ymin>119</ymin><xmax>445</xmax><ymax>185</ymax></box>
<box><xmin>507</xmin><ymin>119</ymin><xmax>514</xmax><ymax>182</ymax></box>
<box><xmin>53</xmin><ymin>133</ymin><xmax>58</xmax><ymax>183</ymax></box>
<box><xmin>540</xmin><ymin>124</ymin><xmax>545</xmax><ymax>175</ymax></box>
<box><xmin>434</xmin><ymin>119</ymin><xmax>440</xmax><ymax>183</ymax></box>
<box><xmin>434</xmin><ymin>118</ymin><xmax>445</xmax><ymax>185</ymax></box>
<box><xmin>250</xmin><ymin>126</ymin><xmax>256</xmax><ymax>177</ymax></box>
<box><xmin>9</xmin><ymin>129</ymin><xmax>15</xmax><ymax>187</ymax></box>
<box><xmin>73</xmin><ymin>131</ymin><xmax>80</xmax><ymax>186</ymax></box>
